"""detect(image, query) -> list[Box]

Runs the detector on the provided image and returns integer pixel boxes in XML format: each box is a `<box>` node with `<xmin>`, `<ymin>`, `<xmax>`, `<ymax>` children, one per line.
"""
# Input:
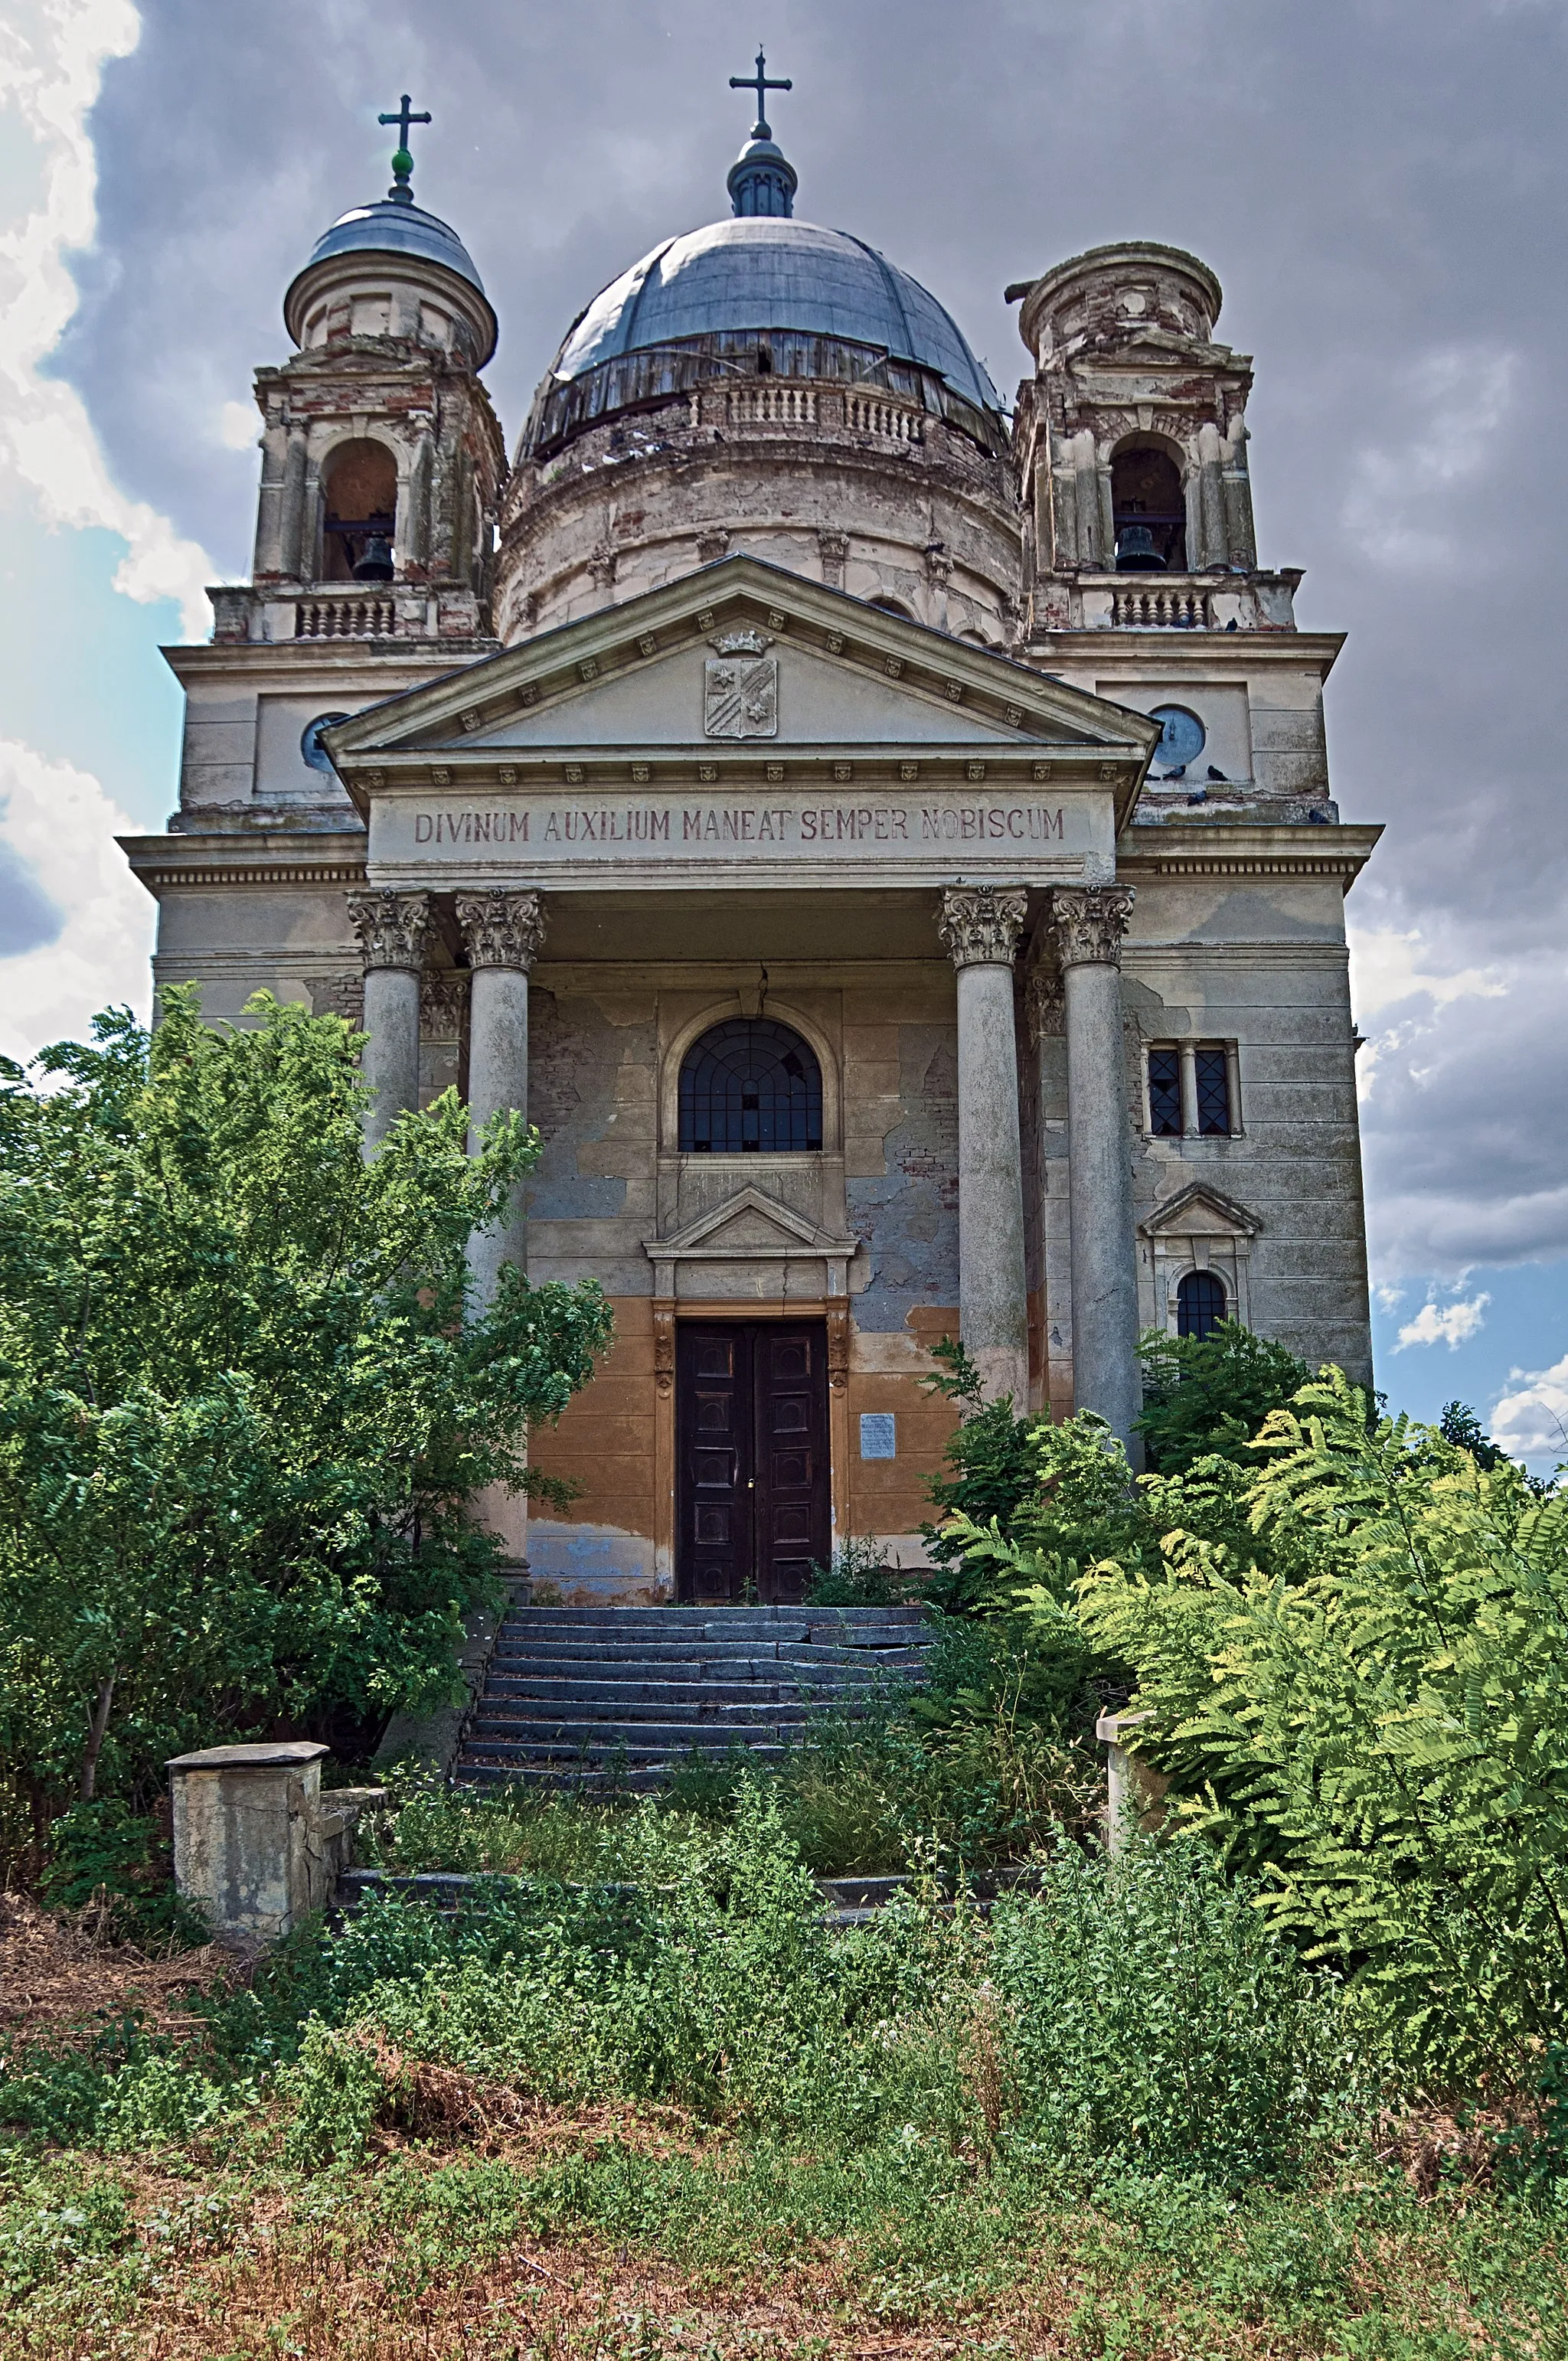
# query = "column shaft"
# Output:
<box><xmin>939</xmin><ymin>887</ymin><xmax>1030</xmax><ymax>1406</ymax></box>
<box><xmin>361</xmin><ymin>968</ymin><xmax>423</xmax><ymax>1151</ymax></box>
<box><xmin>465</xmin><ymin>965</ymin><xmax>531</xmax><ymax>1302</ymax></box>
<box><xmin>1054</xmin><ymin>889</ymin><xmax>1141</xmax><ymax>1451</ymax></box>
<box><xmin>454</xmin><ymin>890</ymin><xmax>547</xmax><ymax>1307</ymax></box>
<box><xmin>347</xmin><ymin>890</ymin><xmax>435</xmax><ymax>1154</ymax></box>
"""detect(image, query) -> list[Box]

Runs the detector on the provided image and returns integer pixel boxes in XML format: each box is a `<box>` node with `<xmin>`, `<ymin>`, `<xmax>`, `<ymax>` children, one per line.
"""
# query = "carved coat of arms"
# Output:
<box><xmin>703</xmin><ymin>628</ymin><xmax>777</xmax><ymax>739</ymax></box>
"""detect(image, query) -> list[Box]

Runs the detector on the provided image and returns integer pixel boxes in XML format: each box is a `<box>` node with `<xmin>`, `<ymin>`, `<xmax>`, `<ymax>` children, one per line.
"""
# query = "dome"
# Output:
<box><xmin>283</xmin><ymin>195</ymin><xmax>498</xmax><ymax>367</ymax></box>
<box><xmin>301</xmin><ymin>200</ymin><xmax>486</xmax><ymax>296</ymax></box>
<box><xmin>552</xmin><ymin>217</ymin><xmax>1001</xmax><ymax>416</ymax></box>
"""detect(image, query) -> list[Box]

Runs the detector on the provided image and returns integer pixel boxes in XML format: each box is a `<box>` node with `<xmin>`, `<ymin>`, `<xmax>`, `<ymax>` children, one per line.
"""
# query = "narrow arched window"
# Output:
<box><xmin>678</xmin><ymin>1019</ymin><xmax>823</xmax><ymax>1154</ymax></box>
<box><xmin>1177</xmin><ymin>1269</ymin><xmax>1228</xmax><ymax>1341</ymax></box>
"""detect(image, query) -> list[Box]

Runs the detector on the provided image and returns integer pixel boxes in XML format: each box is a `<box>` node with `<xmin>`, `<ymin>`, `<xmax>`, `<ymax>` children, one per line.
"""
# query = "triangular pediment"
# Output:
<box><xmin>1138</xmin><ymin>1180</ymin><xmax>1263</xmax><ymax>1242</ymax></box>
<box><xmin>322</xmin><ymin>557</ymin><xmax>1158</xmax><ymax>792</ymax></box>
<box><xmin>645</xmin><ymin>1184</ymin><xmax>859</xmax><ymax>1262</ymax></box>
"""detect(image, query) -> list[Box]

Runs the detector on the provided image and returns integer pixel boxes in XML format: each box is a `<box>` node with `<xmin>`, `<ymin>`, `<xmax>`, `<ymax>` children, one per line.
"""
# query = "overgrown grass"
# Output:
<box><xmin>358</xmin><ymin>1616</ymin><xmax>1101</xmax><ymax>1888</ymax></box>
<box><xmin>2</xmin><ymin>1802</ymin><xmax>1565</xmax><ymax>2355</ymax></box>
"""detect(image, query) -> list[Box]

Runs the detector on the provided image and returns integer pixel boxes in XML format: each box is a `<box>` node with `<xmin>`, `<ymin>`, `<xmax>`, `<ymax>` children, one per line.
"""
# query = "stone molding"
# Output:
<box><xmin>1023</xmin><ymin>954</ymin><xmax>1065</xmax><ymax>1041</ymax></box>
<box><xmin>420</xmin><ymin>973</ymin><xmax>470</xmax><ymax>1035</ymax></box>
<box><xmin>453</xmin><ymin>888</ymin><xmax>548</xmax><ymax>972</ymax></box>
<box><xmin>1050</xmin><ymin>885</ymin><xmax>1135</xmax><ymax>969</ymax></box>
<box><xmin>346</xmin><ymin>888</ymin><xmax>435</xmax><ymax>973</ymax></box>
<box><xmin>937</xmin><ymin>884</ymin><xmax>1029</xmax><ymax>971</ymax></box>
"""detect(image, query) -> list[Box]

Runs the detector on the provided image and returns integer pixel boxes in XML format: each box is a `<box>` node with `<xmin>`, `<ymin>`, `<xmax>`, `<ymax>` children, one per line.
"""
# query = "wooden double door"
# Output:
<box><xmin>676</xmin><ymin>1321</ymin><xmax>831</xmax><ymax>1603</ymax></box>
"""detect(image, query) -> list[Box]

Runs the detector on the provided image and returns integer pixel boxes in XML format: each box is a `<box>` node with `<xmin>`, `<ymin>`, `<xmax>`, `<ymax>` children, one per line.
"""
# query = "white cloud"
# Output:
<box><xmin>0</xmin><ymin>0</ymin><xmax>214</xmax><ymax>635</ymax></box>
<box><xmin>1396</xmin><ymin>1293</ymin><xmax>1490</xmax><ymax>1350</ymax></box>
<box><xmin>1376</xmin><ymin>1284</ymin><xmax>1406</xmax><ymax>1313</ymax></box>
<box><xmin>1490</xmin><ymin>1355</ymin><xmax>1568</xmax><ymax>1465</ymax></box>
<box><xmin>1348</xmin><ymin>926</ymin><xmax>1508</xmax><ymax>1020</ymax></box>
<box><xmin>0</xmin><ymin>736</ymin><xmax>152</xmax><ymax>1060</ymax></box>
<box><xmin>218</xmin><ymin>399</ymin><xmax>257</xmax><ymax>452</ymax></box>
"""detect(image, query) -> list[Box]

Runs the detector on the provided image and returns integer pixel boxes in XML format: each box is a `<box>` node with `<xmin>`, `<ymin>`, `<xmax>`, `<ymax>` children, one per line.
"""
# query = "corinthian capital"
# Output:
<box><xmin>937</xmin><ymin>884</ymin><xmax>1029</xmax><ymax>971</ymax></box>
<box><xmin>453</xmin><ymin>888</ymin><xmax>547</xmax><ymax>972</ymax></box>
<box><xmin>346</xmin><ymin>889</ymin><xmax>435</xmax><ymax>973</ymax></box>
<box><xmin>1050</xmin><ymin>886</ymin><xmax>1135</xmax><ymax>970</ymax></box>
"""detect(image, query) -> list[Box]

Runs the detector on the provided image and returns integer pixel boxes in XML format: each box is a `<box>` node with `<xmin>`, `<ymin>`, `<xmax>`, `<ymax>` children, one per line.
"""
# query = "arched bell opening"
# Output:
<box><xmin>320</xmin><ymin>437</ymin><xmax>399</xmax><ymax>583</ymax></box>
<box><xmin>1111</xmin><ymin>441</ymin><xmax>1187</xmax><ymax>573</ymax></box>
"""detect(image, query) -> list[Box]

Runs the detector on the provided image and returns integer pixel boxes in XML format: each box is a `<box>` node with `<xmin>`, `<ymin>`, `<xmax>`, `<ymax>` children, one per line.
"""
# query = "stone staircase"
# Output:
<box><xmin>454</xmin><ymin>1602</ymin><xmax>934</xmax><ymax>1789</ymax></box>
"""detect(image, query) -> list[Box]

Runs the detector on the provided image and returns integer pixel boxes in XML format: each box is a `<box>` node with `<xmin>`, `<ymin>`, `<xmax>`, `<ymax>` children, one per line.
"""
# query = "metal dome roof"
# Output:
<box><xmin>303</xmin><ymin>199</ymin><xmax>486</xmax><ymax>296</ymax></box>
<box><xmin>550</xmin><ymin>216</ymin><xmax>1002</xmax><ymax>414</ymax></box>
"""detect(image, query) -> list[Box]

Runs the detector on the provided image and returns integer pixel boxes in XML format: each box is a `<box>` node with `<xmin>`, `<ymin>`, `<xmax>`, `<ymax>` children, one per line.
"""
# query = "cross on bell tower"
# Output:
<box><xmin>378</xmin><ymin>93</ymin><xmax>432</xmax><ymax>206</ymax></box>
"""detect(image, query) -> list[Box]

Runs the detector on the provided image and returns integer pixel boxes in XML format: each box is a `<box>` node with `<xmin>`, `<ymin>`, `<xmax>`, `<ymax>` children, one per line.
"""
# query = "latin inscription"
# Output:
<box><xmin>405</xmin><ymin>798</ymin><xmax>1068</xmax><ymax>857</ymax></box>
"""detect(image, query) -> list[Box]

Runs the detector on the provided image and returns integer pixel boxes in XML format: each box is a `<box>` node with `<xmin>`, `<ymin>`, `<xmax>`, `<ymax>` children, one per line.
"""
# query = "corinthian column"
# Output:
<box><xmin>1051</xmin><ymin>887</ymin><xmax>1140</xmax><ymax>1449</ymax></box>
<box><xmin>347</xmin><ymin>890</ymin><xmax>435</xmax><ymax>1152</ymax></box>
<box><xmin>454</xmin><ymin>888</ymin><xmax>547</xmax><ymax>1303</ymax></box>
<box><xmin>938</xmin><ymin>884</ymin><xmax>1030</xmax><ymax>1405</ymax></box>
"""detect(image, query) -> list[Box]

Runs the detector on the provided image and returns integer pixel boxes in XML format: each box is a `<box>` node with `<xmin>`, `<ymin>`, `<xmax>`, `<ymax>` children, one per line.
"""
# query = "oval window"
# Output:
<box><xmin>1148</xmin><ymin>704</ymin><xmax>1206</xmax><ymax>774</ymax></box>
<box><xmin>301</xmin><ymin>712</ymin><xmax>353</xmax><ymax>773</ymax></box>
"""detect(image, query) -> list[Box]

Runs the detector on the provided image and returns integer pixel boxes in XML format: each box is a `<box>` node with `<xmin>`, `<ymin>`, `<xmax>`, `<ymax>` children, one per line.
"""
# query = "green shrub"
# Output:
<box><xmin>993</xmin><ymin>1837</ymin><xmax>1356</xmax><ymax>2187</ymax></box>
<box><xmin>1076</xmin><ymin>1367</ymin><xmax>1568</xmax><ymax>2085</ymax></box>
<box><xmin>1135</xmin><ymin>1321</ymin><xmax>1311</xmax><ymax>1474</ymax></box>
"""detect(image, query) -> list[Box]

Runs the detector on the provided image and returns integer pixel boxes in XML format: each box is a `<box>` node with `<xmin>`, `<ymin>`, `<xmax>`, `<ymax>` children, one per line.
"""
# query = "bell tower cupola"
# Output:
<box><xmin>223</xmin><ymin>100</ymin><xmax>505</xmax><ymax>647</ymax></box>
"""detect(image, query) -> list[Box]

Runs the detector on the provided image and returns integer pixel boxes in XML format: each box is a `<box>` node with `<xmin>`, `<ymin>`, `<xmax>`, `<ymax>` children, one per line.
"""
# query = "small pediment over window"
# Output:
<box><xmin>1138</xmin><ymin>1180</ymin><xmax>1262</xmax><ymax>1244</ymax></box>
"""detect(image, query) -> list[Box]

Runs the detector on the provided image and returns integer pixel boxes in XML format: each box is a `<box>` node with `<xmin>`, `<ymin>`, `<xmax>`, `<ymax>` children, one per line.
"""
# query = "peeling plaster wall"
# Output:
<box><xmin>848</xmin><ymin>1020</ymin><xmax>961</xmax><ymax>1332</ymax></box>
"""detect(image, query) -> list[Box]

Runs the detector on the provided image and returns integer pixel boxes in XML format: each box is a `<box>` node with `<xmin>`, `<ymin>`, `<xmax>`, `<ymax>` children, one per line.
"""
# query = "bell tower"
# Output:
<box><xmin>1009</xmin><ymin>242</ymin><xmax>1300</xmax><ymax>633</ymax></box>
<box><xmin>225</xmin><ymin>105</ymin><xmax>505</xmax><ymax>646</ymax></box>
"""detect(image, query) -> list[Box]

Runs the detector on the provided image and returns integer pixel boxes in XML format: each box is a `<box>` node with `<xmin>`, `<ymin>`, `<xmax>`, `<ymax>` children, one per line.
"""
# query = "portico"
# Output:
<box><xmin>315</xmin><ymin>560</ymin><xmax>1157</xmax><ymax>1596</ymax></box>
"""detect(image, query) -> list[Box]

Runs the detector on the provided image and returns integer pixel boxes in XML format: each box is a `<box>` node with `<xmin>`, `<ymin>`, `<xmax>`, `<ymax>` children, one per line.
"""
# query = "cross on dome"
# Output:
<box><xmin>729</xmin><ymin>47</ymin><xmax>791</xmax><ymax>141</ymax></box>
<box><xmin>378</xmin><ymin>93</ymin><xmax>432</xmax><ymax>207</ymax></box>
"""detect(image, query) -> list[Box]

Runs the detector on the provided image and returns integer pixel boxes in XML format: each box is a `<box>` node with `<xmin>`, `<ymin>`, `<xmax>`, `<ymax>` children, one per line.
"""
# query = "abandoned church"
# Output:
<box><xmin>122</xmin><ymin>77</ymin><xmax>1378</xmax><ymax>1607</ymax></box>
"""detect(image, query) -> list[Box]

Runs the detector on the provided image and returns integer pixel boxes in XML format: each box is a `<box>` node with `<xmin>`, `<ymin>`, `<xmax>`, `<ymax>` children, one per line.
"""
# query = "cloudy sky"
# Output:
<box><xmin>2</xmin><ymin>0</ymin><xmax>1566</xmax><ymax>1461</ymax></box>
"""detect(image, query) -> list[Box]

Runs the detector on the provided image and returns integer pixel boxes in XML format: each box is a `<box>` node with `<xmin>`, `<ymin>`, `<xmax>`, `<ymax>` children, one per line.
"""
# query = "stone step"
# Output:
<box><xmin>460</xmin><ymin>1728</ymin><xmax>789</xmax><ymax>1765</ymax></box>
<box><xmin>480</xmin><ymin>1678</ymin><xmax>870</xmax><ymax>1710</ymax></box>
<box><xmin>464</xmin><ymin>1719</ymin><xmax>797</xmax><ymax>1752</ymax></box>
<box><xmin>501</xmin><ymin>1605</ymin><xmax>929</xmax><ymax>1626</ymax></box>
<box><xmin>488</xmin><ymin>1642</ymin><xmax>928</xmax><ymax>1671</ymax></box>
<box><xmin>470</xmin><ymin>1700</ymin><xmax>816</xmax><ymax>1731</ymax></box>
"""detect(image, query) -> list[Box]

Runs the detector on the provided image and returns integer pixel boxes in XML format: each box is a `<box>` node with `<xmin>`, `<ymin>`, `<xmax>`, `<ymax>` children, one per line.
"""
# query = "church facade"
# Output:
<box><xmin>122</xmin><ymin>95</ymin><xmax>1377</xmax><ymax>1604</ymax></box>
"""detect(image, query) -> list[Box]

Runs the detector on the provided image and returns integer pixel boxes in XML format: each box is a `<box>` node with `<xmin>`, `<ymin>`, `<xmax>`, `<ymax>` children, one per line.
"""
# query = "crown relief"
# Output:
<box><xmin>707</xmin><ymin>626</ymin><xmax>774</xmax><ymax>656</ymax></box>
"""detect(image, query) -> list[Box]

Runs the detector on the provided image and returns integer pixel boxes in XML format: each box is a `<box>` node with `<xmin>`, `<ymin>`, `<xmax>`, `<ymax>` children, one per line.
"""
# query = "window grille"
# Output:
<box><xmin>678</xmin><ymin>1019</ymin><xmax>823</xmax><ymax>1154</ymax></box>
<box><xmin>1195</xmin><ymin>1048</ymin><xmax>1231</xmax><ymax>1135</ymax></box>
<box><xmin>1147</xmin><ymin>1047</ymin><xmax>1182</xmax><ymax>1136</ymax></box>
<box><xmin>1177</xmin><ymin>1269</ymin><xmax>1227</xmax><ymax>1340</ymax></box>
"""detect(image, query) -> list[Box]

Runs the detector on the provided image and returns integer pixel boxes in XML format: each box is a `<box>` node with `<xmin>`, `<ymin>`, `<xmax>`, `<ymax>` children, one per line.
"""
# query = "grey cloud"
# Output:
<box><xmin>54</xmin><ymin>0</ymin><xmax>1568</xmax><ymax>1271</ymax></box>
<box><xmin>0</xmin><ymin>844</ymin><xmax>64</xmax><ymax>958</ymax></box>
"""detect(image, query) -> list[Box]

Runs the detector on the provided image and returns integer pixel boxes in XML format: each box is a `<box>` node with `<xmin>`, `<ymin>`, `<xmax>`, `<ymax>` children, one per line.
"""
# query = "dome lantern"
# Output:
<box><xmin>726</xmin><ymin>48</ymin><xmax>797</xmax><ymax>218</ymax></box>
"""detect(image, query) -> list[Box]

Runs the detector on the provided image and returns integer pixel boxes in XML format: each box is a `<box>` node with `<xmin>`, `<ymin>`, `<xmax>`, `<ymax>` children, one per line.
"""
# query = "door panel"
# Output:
<box><xmin>676</xmin><ymin>1321</ymin><xmax>830</xmax><ymax>1604</ymax></box>
<box><xmin>678</xmin><ymin>1326</ymin><xmax>751</xmax><ymax>1603</ymax></box>
<box><xmin>753</xmin><ymin>1324</ymin><xmax>830</xmax><ymax>1605</ymax></box>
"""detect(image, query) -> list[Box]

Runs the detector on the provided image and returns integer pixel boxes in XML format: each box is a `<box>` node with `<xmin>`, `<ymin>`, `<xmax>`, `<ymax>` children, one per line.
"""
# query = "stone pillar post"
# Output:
<box><xmin>347</xmin><ymin>890</ymin><xmax>434</xmax><ymax>1152</ymax></box>
<box><xmin>167</xmin><ymin>1742</ymin><xmax>384</xmax><ymax>1945</ymax></box>
<box><xmin>454</xmin><ymin>889</ymin><xmax>547</xmax><ymax>1305</ymax></box>
<box><xmin>279</xmin><ymin>423</ymin><xmax>309</xmax><ymax>580</ymax></box>
<box><xmin>1051</xmin><ymin>886</ymin><xmax>1141</xmax><ymax>1449</ymax></box>
<box><xmin>938</xmin><ymin>884</ymin><xmax>1030</xmax><ymax>1404</ymax></box>
<box><xmin>252</xmin><ymin>417</ymin><xmax>286</xmax><ymax>576</ymax></box>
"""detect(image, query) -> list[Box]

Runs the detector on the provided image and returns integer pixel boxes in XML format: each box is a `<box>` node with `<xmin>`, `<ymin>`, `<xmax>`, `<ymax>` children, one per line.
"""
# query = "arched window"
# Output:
<box><xmin>321</xmin><ymin>439</ymin><xmax>397</xmax><ymax>582</ymax></box>
<box><xmin>1112</xmin><ymin>444</ymin><xmax>1187</xmax><ymax>573</ymax></box>
<box><xmin>678</xmin><ymin>1019</ymin><xmax>823</xmax><ymax>1154</ymax></box>
<box><xmin>1177</xmin><ymin>1269</ymin><xmax>1228</xmax><ymax>1341</ymax></box>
